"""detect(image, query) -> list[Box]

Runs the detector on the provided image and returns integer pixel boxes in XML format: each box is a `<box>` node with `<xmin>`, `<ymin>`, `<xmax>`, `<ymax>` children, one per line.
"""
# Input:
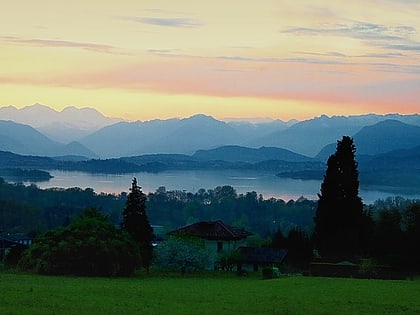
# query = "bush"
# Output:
<box><xmin>217</xmin><ymin>250</ymin><xmax>242</xmax><ymax>271</ymax></box>
<box><xmin>5</xmin><ymin>244</ymin><xmax>27</xmax><ymax>269</ymax></box>
<box><xmin>154</xmin><ymin>236</ymin><xmax>213</xmax><ymax>273</ymax></box>
<box><xmin>18</xmin><ymin>208</ymin><xmax>140</xmax><ymax>276</ymax></box>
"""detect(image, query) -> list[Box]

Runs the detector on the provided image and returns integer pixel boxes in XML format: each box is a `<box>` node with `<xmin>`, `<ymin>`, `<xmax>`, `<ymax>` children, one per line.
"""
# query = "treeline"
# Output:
<box><xmin>0</xmin><ymin>178</ymin><xmax>316</xmax><ymax>238</ymax></box>
<box><xmin>147</xmin><ymin>186</ymin><xmax>317</xmax><ymax>236</ymax></box>
<box><xmin>0</xmin><ymin>168</ymin><xmax>52</xmax><ymax>181</ymax></box>
<box><xmin>366</xmin><ymin>197</ymin><xmax>420</xmax><ymax>270</ymax></box>
<box><xmin>0</xmin><ymin>178</ymin><xmax>124</xmax><ymax>234</ymax></box>
<box><xmin>1</xmin><ymin>177</ymin><xmax>420</xmax><ymax>272</ymax></box>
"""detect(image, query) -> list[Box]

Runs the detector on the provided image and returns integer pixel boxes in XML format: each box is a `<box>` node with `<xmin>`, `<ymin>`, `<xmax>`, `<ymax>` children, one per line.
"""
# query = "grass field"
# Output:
<box><xmin>1</xmin><ymin>271</ymin><xmax>419</xmax><ymax>315</ymax></box>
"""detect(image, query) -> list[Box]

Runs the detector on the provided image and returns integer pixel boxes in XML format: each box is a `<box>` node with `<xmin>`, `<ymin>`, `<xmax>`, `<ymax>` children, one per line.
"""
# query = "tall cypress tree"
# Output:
<box><xmin>121</xmin><ymin>178</ymin><xmax>153</xmax><ymax>270</ymax></box>
<box><xmin>314</xmin><ymin>136</ymin><xmax>364</xmax><ymax>258</ymax></box>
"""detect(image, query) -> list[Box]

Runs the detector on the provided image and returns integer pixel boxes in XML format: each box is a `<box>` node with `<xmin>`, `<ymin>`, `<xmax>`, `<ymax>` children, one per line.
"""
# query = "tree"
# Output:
<box><xmin>402</xmin><ymin>203</ymin><xmax>420</xmax><ymax>269</ymax></box>
<box><xmin>314</xmin><ymin>136</ymin><xmax>364</xmax><ymax>258</ymax></box>
<box><xmin>18</xmin><ymin>208</ymin><xmax>140</xmax><ymax>276</ymax></box>
<box><xmin>372</xmin><ymin>208</ymin><xmax>404</xmax><ymax>264</ymax></box>
<box><xmin>121</xmin><ymin>178</ymin><xmax>153</xmax><ymax>270</ymax></box>
<box><xmin>285</xmin><ymin>227</ymin><xmax>313</xmax><ymax>267</ymax></box>
<box><xmin>271</xmin><ymin>227</ymin><xmax>287</xmax><ymax>248</ymax></box>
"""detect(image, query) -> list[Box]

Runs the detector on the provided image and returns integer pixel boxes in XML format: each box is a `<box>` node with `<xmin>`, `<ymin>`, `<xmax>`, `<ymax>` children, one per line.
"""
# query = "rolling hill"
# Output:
<box><xmin>316</xmin><ymin>120</ymin><xmax>420</xmax><ymax>161</ymax></box>
<box><xmin>193</xmin><ymin>145</ymin><xmax>314</xmax><ymax>163</ymax></box>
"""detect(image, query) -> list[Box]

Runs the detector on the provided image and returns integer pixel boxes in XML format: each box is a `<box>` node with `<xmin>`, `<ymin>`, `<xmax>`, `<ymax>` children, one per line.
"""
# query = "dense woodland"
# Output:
<box><xmin>1</xmin><ymin>175</ymin><xmax>420</xmax><ymax>271</ymax></box>
<box><xmin>0</xmin><ymin>177</ymin><xmax>316</xmax><ymax>237</ymax></box>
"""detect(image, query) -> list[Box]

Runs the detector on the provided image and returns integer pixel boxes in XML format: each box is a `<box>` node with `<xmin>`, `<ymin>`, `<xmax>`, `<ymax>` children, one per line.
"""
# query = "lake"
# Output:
<box><xmin>29</xmin><ymin>170</ymin><xmax>420</xmax><ymax>205</ymax></box>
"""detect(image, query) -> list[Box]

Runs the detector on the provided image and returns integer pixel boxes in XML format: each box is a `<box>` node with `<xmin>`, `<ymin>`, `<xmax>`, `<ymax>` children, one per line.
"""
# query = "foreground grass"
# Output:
<box><xmin>1</xmin><ymin>271</ymin><xmax>419</xmax><ymax>315</ymax></box>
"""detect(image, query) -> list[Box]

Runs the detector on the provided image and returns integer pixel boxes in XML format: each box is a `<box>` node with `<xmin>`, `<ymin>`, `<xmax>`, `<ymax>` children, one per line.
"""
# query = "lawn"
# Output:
<box><xmin>1</xmin><ymin>271</ymin><xmax>419</xmax><ymax>315</ymax></box>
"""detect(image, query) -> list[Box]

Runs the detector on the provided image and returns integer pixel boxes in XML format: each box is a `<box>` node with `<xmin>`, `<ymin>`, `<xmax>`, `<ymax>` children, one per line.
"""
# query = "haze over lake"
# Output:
<box><xmin>33</xmin><ymin>170</ymin><xmax>420</xmax><ymax>205</ymax></box>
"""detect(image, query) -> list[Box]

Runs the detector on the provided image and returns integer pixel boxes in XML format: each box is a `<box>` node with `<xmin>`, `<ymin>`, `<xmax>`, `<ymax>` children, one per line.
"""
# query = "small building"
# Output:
<box><xmin>0</xmin><ymin>232</ymin><xmax>33</xmax><ymax>260</ymax></box>
<box><xmin>168</xmin><ymin>220</ymin><xmax>252</xmax><ymax>269</ymax></box>
<box><xmin>238</xmin><ymin>246</ymin><xmax>288</xmax><ymax>272</ymax></box>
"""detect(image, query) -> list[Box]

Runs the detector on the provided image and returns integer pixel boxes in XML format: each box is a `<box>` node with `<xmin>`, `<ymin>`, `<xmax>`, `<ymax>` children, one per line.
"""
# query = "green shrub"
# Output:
<box><xmin>18</xmin><ymin>208</ymin><xmax>140</xmax><ymax>276</ymax></box>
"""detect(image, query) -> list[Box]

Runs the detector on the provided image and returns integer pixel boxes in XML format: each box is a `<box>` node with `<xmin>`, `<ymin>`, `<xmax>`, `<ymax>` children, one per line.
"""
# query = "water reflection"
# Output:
<box><xmin>32</xmin><ymin>170</ymin><xmax>420</xmax><ymax>205</ymax></box>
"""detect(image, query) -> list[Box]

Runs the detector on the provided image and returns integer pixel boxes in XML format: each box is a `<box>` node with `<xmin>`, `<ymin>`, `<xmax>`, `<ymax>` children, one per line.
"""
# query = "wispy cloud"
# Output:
<box><xmin>299</xmin><ymin>50</ymin><xmax>406</xmax><ymax>59</ymax></box>
<box><xmin>281</xmin><ymin>22</ymin><xmax>420</xmax><ymax>53</ymax></box>
<box><xmin>147</xmin><ymin>49</ymin><xmax>416</xmax><ymax>73</ymax></box>
<box><xmin>0</xmin><ymin>36</ymin><xmax>116</xmax><ymax>53</ymax></box>
<box><xmin>296</xmin><ymin>51</ymin><xmax>348</xmax><ymax>58</ymax></box>
<box><xmin>355</xmin><ymin>52</ymin><xmax>405</xmax><ymax>58</ymax></box>
<box><xmin>281</xmin><ymin>22</ymin><xmax>414</xmax><ymax>41</ymax></box>
<box><xmin>120</xmin><ymin>16</ymin><xmax>202</xmax><ymax>28</ymax></box>
<box><xmin>382</xmin><ymin>43</ymin><xmax>420</xmax><ymax>51</ymax></box>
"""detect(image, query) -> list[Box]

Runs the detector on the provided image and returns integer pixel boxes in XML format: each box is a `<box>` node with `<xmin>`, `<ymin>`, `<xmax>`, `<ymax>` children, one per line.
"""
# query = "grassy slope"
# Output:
<box><xmin>0</xmin><ymin>272</ymin><xmax>419</xmax><ymax>315</ymax></box>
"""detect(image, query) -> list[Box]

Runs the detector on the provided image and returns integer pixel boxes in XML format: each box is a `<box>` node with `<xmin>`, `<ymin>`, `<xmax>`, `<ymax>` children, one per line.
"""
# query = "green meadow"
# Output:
<box><xmin>1</xmin><ymin>271</ymin><xmax>419</xmax><ymax>315</ymax></box>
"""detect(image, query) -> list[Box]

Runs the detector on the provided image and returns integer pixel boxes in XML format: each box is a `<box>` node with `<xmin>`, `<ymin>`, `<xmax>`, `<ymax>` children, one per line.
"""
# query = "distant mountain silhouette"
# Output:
<box><xmin>85</xmin><ymin>113</ymin><xmax>420</xmax><ymax>158</ymax></box>
<box><xmin>358</xmin><ymin>145</ymin><xmax>420</xmax><ymax>189</ymax></box>
<box><xmin>141</xmin><ymin>114</ymin><xmax>242</xmax><ymax>154</ymax></box>
<box><xmin>0</xmin><ymin>104</ymin><xmax>121</xmax><ymax>143</ymax></box>
<box><xmin>0</xmin><ymin>120</ymin><xmax>97</xmax><ymax>157</ymax></box>
<box><xmin>226</xmin><ymin>119</ymin><xmax>292</xmax><ymax>142</ymax></box>
<box><xmin>81</xmin><ymin>115</ymin><xmax>245</xmax><ymax>157</ymax></box>
<box><xmin>359</xmin><ymin>145</ymin><xmax>420</xmax><ymax>171</ymax></box>
<box><xmin>354</xmin><ymin>119</ymin><xmax>420</xmax><ymax>154</ymax></box>
<box><xmin>249</xmin><ymin>114</ymin><xmax>420</xmax><ymax>157</ymax></box>
<box><xmin>193</xmin><ymin>145</ymin><xmax>314</xmax><ymax>163</ymax></box>
<box><xmin>2</xmin><ymin>103</ymin><xmax>420</xmax><ymax>159</ymax></box>
<box><xmin>316</xmin><ymin>119</ymin><xmax>420</xmax><ymax>161</ymax></box>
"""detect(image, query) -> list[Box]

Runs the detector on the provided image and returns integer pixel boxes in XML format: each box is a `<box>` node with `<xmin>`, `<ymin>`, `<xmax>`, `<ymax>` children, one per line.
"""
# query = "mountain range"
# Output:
<box><xmin>0</xmin><ymin>120</ymin><xmax>97</xmax><ymax>158</ymax></box>
<box><xmin>1</xmin><ymin>103</ymin><xmax>420</xmax><ymax>189</ymax></box>
<box><xmin>0</xmin><ymin>104</ymin><xmax>121</xmax><ymax>143</ymax></box>
<box><xmin>1</xmin><ymin>104</ymin><xmax>420</xmax><ymax>161</ymax></box>
<box><xmin>316</xmin><ymin>119</ymin><xmax>420</xmax><ymax>161</ymax></box>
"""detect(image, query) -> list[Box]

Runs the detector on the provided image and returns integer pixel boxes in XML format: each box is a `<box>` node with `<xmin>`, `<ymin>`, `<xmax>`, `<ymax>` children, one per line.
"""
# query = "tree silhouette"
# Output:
<box><xmin>314</xmin><ymin>136</ymin><xmax>364</xmax><ymax>259</ymax></box>
<box><xmin>121</xmin><ymin>178</ymin><xmax>153</xmax><ymax>270</ymax></box>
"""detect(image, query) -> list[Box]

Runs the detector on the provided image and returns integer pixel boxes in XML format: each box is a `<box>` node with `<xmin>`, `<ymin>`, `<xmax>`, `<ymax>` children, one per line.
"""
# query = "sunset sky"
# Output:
<box><xmin>1</xmin><ymin>0</ymin><xmax>420</xmax><ymax>121</ymax></box>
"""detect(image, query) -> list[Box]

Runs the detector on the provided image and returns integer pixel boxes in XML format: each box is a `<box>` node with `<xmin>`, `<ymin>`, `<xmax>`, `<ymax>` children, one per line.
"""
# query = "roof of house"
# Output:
<box><xmin>168</xmin><ymin>220</ymin><xmax>252</xmax><ymax>241</ymax></box>
<box><xmin>0</xmin><ymin>232</ymin><xmax>32</xmax><ymax>247</ymax></box>
<box><xmin>238</xmin><ymin>247</ymin><xmax>288</xmax><ymax>264</ymax></box>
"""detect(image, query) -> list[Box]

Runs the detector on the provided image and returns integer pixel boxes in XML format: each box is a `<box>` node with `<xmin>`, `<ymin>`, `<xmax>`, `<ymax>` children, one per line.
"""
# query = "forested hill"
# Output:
<box><xmin>192</xmin><ymin>146</ymin><xmax>314</xmax><ymax>163</ymax></box>
<box><xmin>0</xmin><ymin>147</ymin><xmax>323</xmax><ymax>175</ymax></box>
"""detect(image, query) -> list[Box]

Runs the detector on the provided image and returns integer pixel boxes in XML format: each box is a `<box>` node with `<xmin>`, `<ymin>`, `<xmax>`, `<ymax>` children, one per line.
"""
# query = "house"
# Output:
<box><xmin>0</xmin><ymin>232</ymin><xmax>33</xmax><ymax>260</ymax></box>
<box><xmin>168</xmin><ymin>220</ymin><xmax>252</xmax><ymax>269</ymax></box>
<box><xmin>238</xmin><ymin>246</ymin><xmax>288</xmax><ymax>272</ymax></box>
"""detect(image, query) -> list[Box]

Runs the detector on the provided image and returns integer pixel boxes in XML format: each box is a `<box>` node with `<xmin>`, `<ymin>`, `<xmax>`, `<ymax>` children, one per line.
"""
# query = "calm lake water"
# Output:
<box><xmin>30</xmin><ymin>170</ymin><xmax>420</xmax><ymax>205</ymax></box>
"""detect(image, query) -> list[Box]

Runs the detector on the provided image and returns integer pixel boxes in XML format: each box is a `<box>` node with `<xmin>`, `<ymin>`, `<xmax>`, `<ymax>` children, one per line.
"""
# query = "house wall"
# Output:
<box><xmin>204</xmin><ymin>239</ymin><xmax>247</xmax><ymax>254</ymax></box>
<box><xmin>204</xmin><ymin>239</ymin><xmax>248</xmax><ymax>270</ymax></box>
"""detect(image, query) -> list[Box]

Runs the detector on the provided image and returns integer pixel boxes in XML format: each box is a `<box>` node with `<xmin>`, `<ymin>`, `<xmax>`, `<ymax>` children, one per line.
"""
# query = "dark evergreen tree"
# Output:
<box><xmin>271</xmin><ymin>227</ymin><xmax>287</xmax><ymax>248</ymax></box>
<box><xmin>121</xmin><ymin>178</ymin><xmax>153</xmax><ymax>270</ymax></box>
<box><xmin>286</xmin><ymin>227</ymin><xmax>313</xmax><ymax>267</ymax></box>
<box><xmin>314</xmin><ymin>136</ymin><xmax>364</xmax><ymax>258</ymax></box>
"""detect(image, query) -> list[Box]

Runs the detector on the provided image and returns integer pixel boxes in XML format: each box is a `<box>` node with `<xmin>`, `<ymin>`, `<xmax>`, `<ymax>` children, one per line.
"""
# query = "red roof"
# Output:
<box><xmin>169</xmin><ymin>221</ymin><xmax>252</xmax><ymax>241</ymax></box>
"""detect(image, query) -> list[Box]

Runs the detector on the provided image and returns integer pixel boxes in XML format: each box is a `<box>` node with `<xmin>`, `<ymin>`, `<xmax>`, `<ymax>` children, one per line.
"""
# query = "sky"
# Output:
<box><xmin>1</xmin><ymin>0</ymin><xmax>420</xmax><ymax>121</ymax></box>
